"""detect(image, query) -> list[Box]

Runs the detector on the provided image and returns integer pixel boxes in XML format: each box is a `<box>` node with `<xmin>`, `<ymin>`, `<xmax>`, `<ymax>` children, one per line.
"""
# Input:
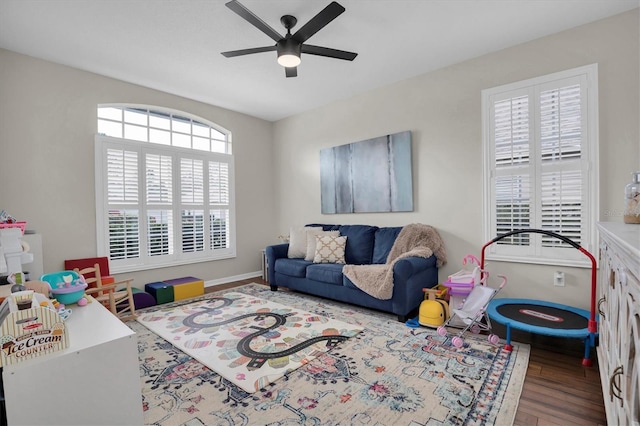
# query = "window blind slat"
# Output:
<box><xmin>146</xmin><ymin>154</ymin><xmax>173</xmax><ymax>204</ymax></box>
<box><xmin>108</xmin><ymin>209</ymin><xmax>140</xmax><ymax>260</ymax></box>
<box><xmin>181</xmin><ymin>159</ymin><xmax>204</xmax><ymax>205</ymax></box>
<box><xmin>182</xmin><ymin>210</ymin><xmax>204</xmax><ymax>253</ymax></box>
<box><xmin>495</xmin><ymin>175</ymin><xmax>531</xmax><ymax>245</ymax></box>
<box><xmin>210</xmin><ymin>209</ymin><xmax>229</xmax><ymax>250</ymax></box>
<box><xmin>540</xmin><ymin>84</ymin><xmax>582</xmax><ymax>162</ymax></box>
<box><xmin>540</xmin><ymin>170</ymin><xmax>582</xmax><ymax>246</ymax></box>
<box><xmin>147</xmin><ymin>209</ymin><xmax>173</xmax><ymax>256</ymax></box>
<box><xmin>494</xmin><ymin>96</ymin><xmax>530</xmax><ymax>166</ymax></box>
<box><xmin>107</xmin><ymin>149</ymin><xmax>139</xmax><ymax>204</ymax></box>
<box><xmin>209</xmin><ymin>162</ymin><xmax>230</xmax><ymax>204</ymax></box>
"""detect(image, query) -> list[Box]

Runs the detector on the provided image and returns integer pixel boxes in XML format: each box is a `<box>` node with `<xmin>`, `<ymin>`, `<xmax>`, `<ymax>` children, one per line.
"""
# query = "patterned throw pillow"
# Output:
<box><xmin>305</xmin><ymin>230</ymin><xmax>340</xmax><ymax>261</ymax></box>
<box><xmin>313</xmin><ymin>235</ymin><xmax>347</xmax><ymax>264</ymax></box>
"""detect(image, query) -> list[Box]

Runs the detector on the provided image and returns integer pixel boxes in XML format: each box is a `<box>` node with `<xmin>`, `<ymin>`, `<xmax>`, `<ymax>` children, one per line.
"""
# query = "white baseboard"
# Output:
<box><xmin>204</xmin><ymin>271</ymin><xmax>262</xmax><ymax>288</ymax></box>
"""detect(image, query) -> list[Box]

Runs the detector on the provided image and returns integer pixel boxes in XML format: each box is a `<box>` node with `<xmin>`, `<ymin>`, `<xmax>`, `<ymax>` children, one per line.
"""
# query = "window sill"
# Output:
<box><xmin>110</xmin><ymin>253</ymin><xmax>236</xmax><ymax>274</ymax></box>
<box><xmin>484</xmin><ymin>253</ymin><xmax>596</xmax><ymax>269</ymax></box>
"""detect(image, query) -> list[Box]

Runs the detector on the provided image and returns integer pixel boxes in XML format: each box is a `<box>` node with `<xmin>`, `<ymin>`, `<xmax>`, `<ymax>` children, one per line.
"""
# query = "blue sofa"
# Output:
<box><xmin>265</xmin><ymin>224</ymin><xmax>440</xmax><ymax>321</ymax></box>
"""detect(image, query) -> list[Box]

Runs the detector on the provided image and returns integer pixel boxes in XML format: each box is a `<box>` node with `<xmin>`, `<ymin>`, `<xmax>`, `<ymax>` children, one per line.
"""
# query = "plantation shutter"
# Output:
<box><xmin>483</xmin><ymin>65</ymin><xmax>597</xmax><ymax>266</ymax></box>
<box><xmin>181</xmin><ymin>158</ymin><xmax>205</xmax><ymax>253</ymax></box>
<box><xmin>106</xmin><ymin>148</ymin><xmax>140</xmax><ymax>261</ymax></box>
<box><xmin>493</xmin><ymin>94</ymin><xmax>532</xmax><ymax>249</ymax></box>
<box><xmin>146</xmin><ymin>154</ymin><xmax>173</xmax><ymax>257</ymax></box>
<box><xmin>538</xmin><ymin>83</ymin><xmax>583</xmax><ymax>247</ymax></box>
<box><xmin>209</xmin><ymin>161</ymin><xmax>230</xmax><ymax>250</ymax></box>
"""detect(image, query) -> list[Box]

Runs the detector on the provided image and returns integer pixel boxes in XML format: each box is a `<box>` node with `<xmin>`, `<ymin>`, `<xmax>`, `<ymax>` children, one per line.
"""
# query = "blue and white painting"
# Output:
<box><xmin>320</xmin><ymin>131</ymin><xmax>413</xmax><ymax>214</ymax></box>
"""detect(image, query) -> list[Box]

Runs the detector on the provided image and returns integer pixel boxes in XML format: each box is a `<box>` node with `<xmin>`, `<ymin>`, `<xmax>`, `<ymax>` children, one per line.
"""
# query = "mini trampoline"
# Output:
<box><xmin>481</xmin><ymin>229</ymin><xmax>598</xmax><ymax>366</ymax></box>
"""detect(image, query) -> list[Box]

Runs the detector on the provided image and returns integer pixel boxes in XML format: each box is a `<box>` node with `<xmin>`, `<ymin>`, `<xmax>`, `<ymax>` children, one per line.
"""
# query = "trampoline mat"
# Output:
<box><xmin>495</xmin><ymin>303</ymin><xmax>587</xmax><ymax>330</ymax></box>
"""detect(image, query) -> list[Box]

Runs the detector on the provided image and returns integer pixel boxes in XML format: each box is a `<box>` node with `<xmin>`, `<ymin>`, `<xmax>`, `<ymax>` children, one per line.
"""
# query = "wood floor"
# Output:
<box><xmin>504</xmin><ymin>327</ymin><xmax>606</xmax><ymax>426</ymax></box>
<box><xmin>207</xmin><ymin>278</ymin><xmax>607</xmax><ymax>425</ymax></box>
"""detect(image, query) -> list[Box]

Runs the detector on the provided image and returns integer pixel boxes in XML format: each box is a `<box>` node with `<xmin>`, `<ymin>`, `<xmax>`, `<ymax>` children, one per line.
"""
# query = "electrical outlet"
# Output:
<box><xmin>554</xmin><ymin>271</ymin><xmax>565</xmax><ymax>287</ymax></box>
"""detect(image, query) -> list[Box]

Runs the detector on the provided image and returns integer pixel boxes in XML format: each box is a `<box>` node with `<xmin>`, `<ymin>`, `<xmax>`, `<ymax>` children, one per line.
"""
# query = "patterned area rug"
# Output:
<box><xmin>130</xmin><ymin>284</ymin><xmax>530</xmax><ymax>425</ymax></box>
<box><xmin>136</xmin><ymin>292</ymin><xmax>363</xmax><ymax>393</ymax></box>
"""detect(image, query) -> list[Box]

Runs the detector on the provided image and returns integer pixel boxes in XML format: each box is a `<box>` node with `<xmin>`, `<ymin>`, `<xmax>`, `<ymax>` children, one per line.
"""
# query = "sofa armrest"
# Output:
<box><xmin>265</xmin><ymin>243</ymin><xmax>289</xmax><ymax>284</ymax></box>
<box><xmin>392</xmin><ymin>256</ymin><xmax>434</xmax><ymax>280</ymax></box>
<box><xmin>391</xmin><ymin>255</ymin><xmax>439</xmax><ymax>319</ymax></box>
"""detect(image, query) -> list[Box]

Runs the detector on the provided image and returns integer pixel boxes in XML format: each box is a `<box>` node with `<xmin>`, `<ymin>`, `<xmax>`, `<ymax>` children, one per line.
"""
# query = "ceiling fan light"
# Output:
<box><xmin>277</xmin><ymin>38</ymin><xmax>301</xmax><ymax>67</ymax></box>
<box><xmin>277</xmin><ymin>53</ymin><xmax>301</xmax><ymax>67</ymax></box>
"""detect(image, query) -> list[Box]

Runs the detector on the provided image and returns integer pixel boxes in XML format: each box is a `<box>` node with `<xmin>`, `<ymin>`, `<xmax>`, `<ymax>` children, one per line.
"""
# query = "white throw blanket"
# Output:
<box><xmin>342</xmin><ymin>223</ymin><xmax>447</xmax><ymax>300</ymax></box>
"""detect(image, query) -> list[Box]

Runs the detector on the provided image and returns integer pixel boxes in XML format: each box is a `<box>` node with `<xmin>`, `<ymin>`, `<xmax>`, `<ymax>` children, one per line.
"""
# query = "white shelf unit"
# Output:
<box><xmin>2</xmin><ymin>297</ymin><xmax>144</xmax><ymax>425</ymax></box>
<box><xmin>21</xmin><ymin>233</ymin><xmax>43</xmax><ymax>279</ymax></box>
<box><xmin>596</xmin><ymin>222</ymin><xmax>640</xmax><ymax>426</ymax></box>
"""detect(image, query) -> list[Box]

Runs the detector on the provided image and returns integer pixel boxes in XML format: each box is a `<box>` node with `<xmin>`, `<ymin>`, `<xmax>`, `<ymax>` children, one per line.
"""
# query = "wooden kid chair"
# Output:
<box><xmin>65</xmin><ymin>257</ymin><xmax>115</xmax><ymax>285</ymax></box>
<box><xmin>74</xmin><ymin>263</ymin><xmax>137</xmax><ymax>321</ymax></box>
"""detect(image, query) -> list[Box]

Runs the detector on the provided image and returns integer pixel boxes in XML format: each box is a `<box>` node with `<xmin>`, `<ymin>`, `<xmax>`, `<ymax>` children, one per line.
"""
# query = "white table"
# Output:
<box><xmin>2</xmin><ymin>297</ymin><xmax>144</xmax><ymax>425</ymax></box>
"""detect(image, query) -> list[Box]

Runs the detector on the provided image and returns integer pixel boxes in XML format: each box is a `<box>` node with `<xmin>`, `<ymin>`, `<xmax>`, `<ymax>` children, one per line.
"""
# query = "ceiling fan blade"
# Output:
<box><xmin>301</xmin><ymin>44</ymin><xmax>357</xmax><ymax>61</ymax></box>
<box><xmin>285</xmin><ymin>67</ymin><xmax>298</xmax><ymax>78</ymax></box>
<box><xmin>221</xmin><ymin>45</ymin><xmax>276</xmax><ymax>58</ymax></box>
<box><xmin>292</xmin><ymin>1</ymin><xmax>345</xmax><ymax>44</ymax></box>
<box><xmin>225</xmin><ymin>0</ymin><xmax>283</xmax><ymax>42</ymax></box>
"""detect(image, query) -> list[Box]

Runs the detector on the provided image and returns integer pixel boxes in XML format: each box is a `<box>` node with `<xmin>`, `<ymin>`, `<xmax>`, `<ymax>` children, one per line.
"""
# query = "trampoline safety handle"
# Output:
<box><xmin>486</xmin><ymin>229</ymin><xmax>581</xmax><ymax>249</ymax></box>
<box><xmin>480</xmin><ymin>228</ymin><xmax>599</xmax><ymax>336</ymax></box>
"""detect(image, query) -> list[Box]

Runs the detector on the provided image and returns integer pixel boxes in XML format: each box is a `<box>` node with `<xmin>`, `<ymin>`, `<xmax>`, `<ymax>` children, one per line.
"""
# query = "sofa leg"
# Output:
<box><xmin>398</xmin><ymin>306</ymin><xmax>419</xmax><ymax>323</ymax></box>
<box><xmin>270</xmin><ymin>285</ymin><xmax>278</xmax><ymax>292</ymax></box>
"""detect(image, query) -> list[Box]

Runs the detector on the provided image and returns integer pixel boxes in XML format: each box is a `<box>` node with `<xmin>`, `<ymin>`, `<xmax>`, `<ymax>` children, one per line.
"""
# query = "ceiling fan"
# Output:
<box><xmin>221</xmin><ymin>0</ymin><xmax>358</xmax><ymax>78</ymax></box>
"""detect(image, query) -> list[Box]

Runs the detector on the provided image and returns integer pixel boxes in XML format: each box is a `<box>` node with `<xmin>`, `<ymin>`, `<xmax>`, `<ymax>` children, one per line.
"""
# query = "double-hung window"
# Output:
<box><xmin>482</xmin><ymin>64</ymin><xmax>598</xmax><ymax>267</ymax></box>
<box><xmin>95</xmin><ymin>105</ymin><xmax>235</xmax><ymax>273</ymax></box>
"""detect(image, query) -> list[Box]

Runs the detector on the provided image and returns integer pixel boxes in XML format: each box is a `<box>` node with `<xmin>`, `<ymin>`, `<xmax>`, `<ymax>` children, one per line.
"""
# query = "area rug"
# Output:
<box><xmin>130</xmin><ymin>284</ymin><xmax>530</xmax><ymax>426</ymax></box>
<box><xmin>136</xmin><ymin>292</ymin><xmax>363</xmax><ymax>393</ymax></box>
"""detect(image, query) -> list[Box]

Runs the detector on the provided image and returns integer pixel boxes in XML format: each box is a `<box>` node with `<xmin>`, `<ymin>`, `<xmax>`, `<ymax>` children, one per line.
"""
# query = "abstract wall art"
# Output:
<box><xmin>320</xmin><ymin>131</ymin><xmax>413</xmax><ymax>214</ymax></box>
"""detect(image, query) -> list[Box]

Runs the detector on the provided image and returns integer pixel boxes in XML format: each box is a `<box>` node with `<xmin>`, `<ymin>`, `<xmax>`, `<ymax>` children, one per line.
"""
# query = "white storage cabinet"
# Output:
<box><xmin>597</xmin><ymin>222</ymin><xmax>639</xmax><ymax>425</ymax></box>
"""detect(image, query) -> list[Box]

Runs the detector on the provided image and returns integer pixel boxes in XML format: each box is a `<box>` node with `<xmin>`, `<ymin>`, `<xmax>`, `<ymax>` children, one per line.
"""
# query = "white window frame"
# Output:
<box><xmin>95</xmin><ymin>105</ymin><xmax>236</xmax><ymax>274</ymax></box>
<box><xmin>481</xmin><ymin>64</ymin><xmax>599</xmax><ymax>267</ymax></box>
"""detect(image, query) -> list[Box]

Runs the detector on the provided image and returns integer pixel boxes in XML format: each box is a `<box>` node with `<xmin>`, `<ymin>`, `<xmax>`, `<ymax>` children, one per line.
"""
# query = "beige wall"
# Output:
<box><xmin>272</xmin><ymin>9</ymin><xmax>640</xmax><ymax>310</ymax></box>
<box><xmin>0</xmin><ymin>49</ymin><xmax>275</xmax><ymax>287</ymax></box>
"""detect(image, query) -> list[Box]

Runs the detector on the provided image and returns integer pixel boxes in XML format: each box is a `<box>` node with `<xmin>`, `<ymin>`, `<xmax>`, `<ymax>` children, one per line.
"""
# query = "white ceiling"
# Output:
<box><xmin>0</xmin><ymin>0</ymin><xmax>637</xmax><ymax>122</ymax></box>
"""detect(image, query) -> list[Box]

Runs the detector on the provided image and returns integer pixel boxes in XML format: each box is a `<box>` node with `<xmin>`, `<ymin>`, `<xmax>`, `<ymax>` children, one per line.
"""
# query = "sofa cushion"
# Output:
<box><xmin>306</xmin><ymin>263</ymin><xmax>344</xmax><ymax>285</ymax></box>
<box><xmin>372</xmin><ymin>226</ymin><xmax>403</xmax><ymax>264</ymax></box>
<box><xmin>313</xmin><ymin>235</ymin><xmax>347</xmax><ymax>264</ymax></box>
<box><xmin>338</xmin><ymin>225</ymin><xmax>379</xmax><ymax>265</ymax></box>
<box><xmin>342</xmin><ymin>275</ymin><xmax>361</xmax><ymax>290</ymax></box>
<box><xmin>274</xmin><ymin>258</ymin><xmax>311</xmax><ymax>277</ymax></box>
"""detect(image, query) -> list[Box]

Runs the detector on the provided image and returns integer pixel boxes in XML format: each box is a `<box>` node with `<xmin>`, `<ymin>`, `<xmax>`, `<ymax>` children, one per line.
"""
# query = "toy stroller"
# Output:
<box><xmin>437</xmin><ymin>274</ymin><xmax>507</xmax><ymax>347</ymax></box>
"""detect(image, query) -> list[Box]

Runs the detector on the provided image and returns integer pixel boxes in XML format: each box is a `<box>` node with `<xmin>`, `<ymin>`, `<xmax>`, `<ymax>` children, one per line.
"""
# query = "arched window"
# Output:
<box><xmin>95</xmin><ymin>105</ymin><xmax>235</xmax><ymax>273</ymax></box>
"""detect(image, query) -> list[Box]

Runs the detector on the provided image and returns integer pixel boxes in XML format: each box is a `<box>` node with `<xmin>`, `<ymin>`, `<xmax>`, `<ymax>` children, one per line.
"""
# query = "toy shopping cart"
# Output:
<box><xmin>437</xmin><ymin>274</ymin><xmax>507</xmax><ymax>347</ymax></box>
